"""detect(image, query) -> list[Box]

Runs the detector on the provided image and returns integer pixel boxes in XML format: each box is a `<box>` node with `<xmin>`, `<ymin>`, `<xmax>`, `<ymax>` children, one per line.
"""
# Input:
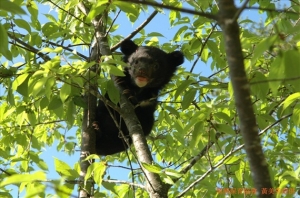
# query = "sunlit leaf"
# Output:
<box><xmin>251</xmin><ymin>36</ymin><xmax>277</xmax><ymax>66</ymax></box>
<box><xmin>14</xmin><ymin>19</ymin><xmax>31</xmax><ymax>33</ymax></box>
<box><xmin>141</xmin><ymin>162</ymin><xmax>162</xmax><ymax>174</ymax></box>
<box><xmin>0</xmin><ymin>0</ymin><xmax>26</xmax><ymax>15</ymax></box>
<box><xmin>54</xmin><ymin>158</ymin><xmax>79</xmax><ymax>179</ymax></box>
<box><xmin>0</xmin><ymin>171</ymin><xmax>46</xmax><ymax>187</ymax></box>
<box><xmin>0</xmin><ymin>24</ymin><xmax>11</xmax><ymax>60</ymax></box>
<box><xmin>182</xmin><ymin>88</ymin><xmax>196</xmax><ymax>110</ymax></box>
<box><xmin>280</xmin><ymin>92</ymin><xmax>300</xmax><ymax>110</ymax></box>
<box><xmin>60</xmin><ymin>82</ymin><xmax>71</xmax><ymax>102</ymax></box>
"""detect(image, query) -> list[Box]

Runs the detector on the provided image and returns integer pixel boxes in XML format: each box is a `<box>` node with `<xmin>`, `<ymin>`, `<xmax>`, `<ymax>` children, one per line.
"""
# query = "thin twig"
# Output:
<box><xmin>232</xmin><ymin>0</ymin><xmax>250</xmax><ymax>21</ymax></box>
<box><xmin>47</xmin><ymin>0</ymin><xmax>89</xmax><ymax>26</ymax></box>
<box><xmin>118</xmin><ymin>0</ymin><xmax>217</xmax><ymax>20</ymax></box>
<box><xmin>8</xmin><ymin>33</ymin><xmax>51</xmax><ymax>62</ymax></box>
<box><xmin>110</xmin><ymin>10</ymin><xmax>159</xmax><ymax>52</ymax></box>
<box><xmin>105</xmin><ymin>10</ymin><xmax>122</xmax><ymax>37</ymax></box>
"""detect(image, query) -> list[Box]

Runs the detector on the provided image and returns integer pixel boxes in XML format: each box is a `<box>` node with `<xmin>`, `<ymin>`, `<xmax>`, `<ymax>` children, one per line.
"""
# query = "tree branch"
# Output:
<box><xmin>47</xmin><ymin>0</ymin><xmax>89</xmax><ymax>26</ymax></box>
<box><xmin>110</xmin><ymin>10</ymin><xmax>158</xmax><ymax>52</ymax></box>
<box><xmin>118</xmin><ymin>0</ymin><xmax>217</xmax><ymax>20</ymax></box>
<box><xmin>217</xmin><ymin>0</ymin><xmax>273</xmax><ymax>197</ymax></box>
<box><xmin>8</xmin><ymin>33</ymin><xmax>51</xmax><ymax>62</ymax></box>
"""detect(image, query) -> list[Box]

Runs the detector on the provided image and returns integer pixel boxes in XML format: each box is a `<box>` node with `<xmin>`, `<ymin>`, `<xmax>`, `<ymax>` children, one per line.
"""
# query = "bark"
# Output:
<box><xmin>78</xmin><ymin>2</ymin><xmax>168</xmax><ymax>197</ymax></box>
<box><xmin>78</xmin><ymin>3</ymin><xmax>101</xmax><ymax>198</ymax></box>
<box><xmin>217</xmin><ymin>1</ymin><xmax>273</xmax><ymax>197</ymax></box>
<box><xmin>118</xmin><ymin>96</ymin><xmax>168</xmax><ymax>197</ymax></box>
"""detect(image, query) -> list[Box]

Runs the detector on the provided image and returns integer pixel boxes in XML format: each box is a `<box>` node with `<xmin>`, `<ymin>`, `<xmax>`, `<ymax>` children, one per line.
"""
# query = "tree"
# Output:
<box><xmin>0</xmin><ymin>0</ymin><xmax>299</xmax><ymax>197</ymax></box>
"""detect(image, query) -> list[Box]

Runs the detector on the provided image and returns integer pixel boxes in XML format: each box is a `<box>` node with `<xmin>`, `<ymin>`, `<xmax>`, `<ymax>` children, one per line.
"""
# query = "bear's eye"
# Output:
<box><xmin>153</xmin><ymin>62</ymin><xmax>159</xmax><ymax>69</ymax></box>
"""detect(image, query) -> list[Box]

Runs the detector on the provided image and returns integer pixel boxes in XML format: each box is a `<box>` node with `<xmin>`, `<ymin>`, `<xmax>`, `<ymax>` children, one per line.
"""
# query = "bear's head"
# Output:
<box><xmin>120</xmin><ymin>40</ymin><xmax>184</xmax><ymax>89</ymax></box>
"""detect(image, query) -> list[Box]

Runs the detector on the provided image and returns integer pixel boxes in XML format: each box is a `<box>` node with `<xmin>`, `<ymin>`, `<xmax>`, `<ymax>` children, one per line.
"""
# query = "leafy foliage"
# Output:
<box><xmin>0</xmin><ymin>0</ymin><xmax>299</xmax><ymax>197</ymax></box>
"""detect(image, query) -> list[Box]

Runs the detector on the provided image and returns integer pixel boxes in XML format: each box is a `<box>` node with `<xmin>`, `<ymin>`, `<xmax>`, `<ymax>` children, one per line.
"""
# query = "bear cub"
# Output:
<box><xmin>95</xmin><ymin>39</ymin><xmax>184</xmax><ymax>155</ymax></box>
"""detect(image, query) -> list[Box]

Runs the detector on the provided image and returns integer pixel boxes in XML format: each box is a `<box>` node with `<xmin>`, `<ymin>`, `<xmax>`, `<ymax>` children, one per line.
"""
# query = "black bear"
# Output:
<box><xmin>95</xmin><ymin>39</ymin><xmax>184</xmax><ymax>155</ymax></box>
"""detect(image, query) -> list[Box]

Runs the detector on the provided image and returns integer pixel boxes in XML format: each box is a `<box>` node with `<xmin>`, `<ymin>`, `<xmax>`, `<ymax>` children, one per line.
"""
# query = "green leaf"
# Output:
<box><xmin>40</xmin><ymin>47</ymin><xmax>62</xmax><ymax>53</ymax></box>
<box><xmin>224</xmin><ymin>156</ymin><xmax>240</xmax><ymax>164</ymax></box>
<box><xmin>83</xmin><ymin>154</ymin><xmax>100</xmax><ymax>161</ymax></box>
<box><xmin>114</xmin><ymin>2</ymin><xmax>139</xmax><ymax>22</ymax></box>
<box><xmin>48</xmin><ymin>96</ymin><xmax>63</xmax><ymax>110</ymax></box>
<box><xmin>26</xmin><ymin>111</ymin><xmax>37</xmax><ymax>126</ymax></box>
<box><xmin>215</xmin><ymin>124</ymin><xmax>235</xmax><ymax>135</ymax></box>
<box><xmin>268</xmin><ymin>56</ymin><xmax>284</xmax><ymax>95</ymax></box>
<box><xmin>27</xmin><ymin>1</ymin><xmax>38</xmax><ymax>19</ymax></box>
<box><xmin>43</xmin><ymin>14</ymin><xmax>57</xmax><ymax>23</ymax></box>
<box><xmin>173</xmin><ymin>26</ymin><xmax>188</xmax><ymax>42</ymax></box>
<box><xmin>0</xmin><ymin>24</ymin><xmax>11</xmax><ymax>60</ymax></box>
<box><xmin>251</xmin><ymin>36</ymin><xmax>277</xmax><ymax>66</ymax></box>
<box><xmin>107</xmin><ymin>80</ymin><xmax>120</xmax><ymax>104</ymax></box>
<box><xmin>102</xmin><ymin>65</ymin><xmax>125</xmax><ymax>76</ymax></box>
<box><xmin>102</xmin><ymin>181</ymin><xmax>118</xmax><ymax>196</ymax></box>
<box><xmin>162</xmin><ymin>175</ymin><xmax>175</xmax><ymax>184</ymax></box>
<box><xmin>7</xmin><ymin>84</ymin><xmax>15</xmax><ymax>106</ymax></box>
<box><xmin>250</xmin><ymin>72</ymin><xmax>269</xmax><ymax>100</ymax></box>
<box><xmin>141</xmin><ymin>162</ymin><xmax>162</xmax><ymax>174</ymax></box>
<box><xmin>175</xmin><ymin>80</ymin><xmax>193</xmax><ymax>100</ymax></box>
<box><xmin>66</xmin><ymin>101</ymin><xmax>76</xmax><ymax>128</ymax></box>
<box><xmin>173</xmin><ymin>118</ymin><xmax>184</xmax><ymax>133</ymax></box>
<box><xmin>292</xmin><ymin>104</ymin><xmax>300</xmax><ymax>127</ymax></box>
<box><xmin>201</xmin><ymin>48</ymin><xmax>209</xmax><ymax>62</ymax></box>
<box><xmin>191</xmin><ymin>122</ymin><xmax>204</xmax><ymax>148</ymax></box>
<box><xmin>281</xmin><ymin>92</ymin><xmax>300</xmax><ymax>110</ymax></box>
<box><xmin>0</xmin><ymin>0</ymin><xmax>26</xmax><ymax>15</ymax></box>
<box><xmin>207</xmin><ymin>40</ymin><xmax>219</xmax><ymax>54</ymax></box>
<box><xmin>32</xmin><ymin>77</ymin><xmax>48</xmax><ymax>96</ymax></box>
<box><xmin>42</xmin><ymin>22</ymin><xmax>59</xmax><ymax>37</ymax></box>
<box><xmin>40</xmin><ymin>97</ymin><xmax>49</xmax><ymax>109</ymax></box>
<box><xmin>54</xmin><ymin>158</ymin><xmax>79</xmax><ymax>179</ymax></box>
<box><xmin>164</xmin><ymin>106</ymin><xmax>180</xmax><ymax>117</ymax></box>
<box><xmin>72</xmin><ymin>96</ymin><xmax>87</xmax><ymax>108</ymax></box>
<box><xmin>164</xmin><ymin>169</ymin><xmax>182</xmax><ymax>178</ymax></box>
<box><xmin>14</xmin><ymin>19</ymin><xmax>31</xmax><ymax>33</ymax></box>
<box><xmin>190</xmin><ymin>38</ymin><xmax>202</xmax><ymax>54</ymax></box>
<box><xmin>86</xmin><ymin>162</ymin><xmax>106</xmax><ymax>186</ymax></box>
<box><xmin>235</xmin><ymin>161</ymin><xmax>245</xmax><ymax>184</ymax></box>
<box><xmin>182</xmin><ymin>88</ymin><xmax>196</xmax><ymax>110</ymax></box>
<box><xmin>86</xmin><ymin>0</ymin><xmax>108</xmax><ymax>22</ymax></box>
<box><xmin>284</xmin><ymin>50</ymin><xmax>300</xmax><ymax>91</ymax></box>
<box><xmin>0</xmin><ymin>171</ymin><xmax>46</xmax><ymax>187</ymax></box>
<box><xmin>147</xmin><ymin>32</ymin><xmax>165</xmax><ymax>37</ymax></box>
<box><xmin>169</xmin><ymin>10</ymin><xmax>177</xmax><ymax>26</ymax></box>
<box><xmin>12</xmin><ymin>73</ymin><xmax>30</xmax><ymax>89</ymax></box>
<box><xmin>213</xmin><ymin>112</ymin><xmax>231</xmax><ymax>123</ymax></box>
<box><xmin>60</xmin><ymin>82</ymin><xmax>71</xmax><ymax>102</ymax></box>
<box><xmin>0</xmin><ymin>192</ymin><xmax>12</xmax><ymax>198</ymax></box>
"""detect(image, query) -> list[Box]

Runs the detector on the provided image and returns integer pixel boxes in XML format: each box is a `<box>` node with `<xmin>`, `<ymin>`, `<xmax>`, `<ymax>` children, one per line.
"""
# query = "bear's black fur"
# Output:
<box><xmin>95</xmin><ymin>40</ymin><xmax>184</xmax><ymax>155</ymax></box>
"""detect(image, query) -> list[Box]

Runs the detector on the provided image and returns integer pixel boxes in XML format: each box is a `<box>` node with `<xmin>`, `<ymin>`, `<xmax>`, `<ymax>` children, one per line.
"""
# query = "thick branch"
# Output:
<box><xmin>217</xmin><ymin>1</ymin><xmax>273</xmax><ymax>197</ymax></box>
<box><xmin>77</xmin><ymin>2</ymin><xmax>99</xmax><ymax>198</ymax></box>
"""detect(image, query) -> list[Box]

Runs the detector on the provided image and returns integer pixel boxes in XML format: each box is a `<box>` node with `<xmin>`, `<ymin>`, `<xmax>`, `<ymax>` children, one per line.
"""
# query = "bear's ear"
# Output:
<box><xmin>120</xmin><ymin>39</ymin><xmax>139</xmax><ymax>55</ymax></box>
<box><xmin>168</xmin><ymin>51</ymin><xmax>184</xmax><ymax>66</ymax></box>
